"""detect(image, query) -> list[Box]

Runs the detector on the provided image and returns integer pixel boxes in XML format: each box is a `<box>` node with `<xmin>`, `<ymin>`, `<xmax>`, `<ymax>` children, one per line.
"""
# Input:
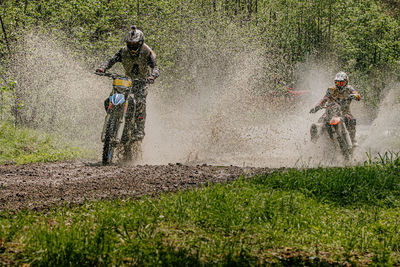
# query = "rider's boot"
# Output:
<box><xmin>133</xmin><ymin>96</ymin><xmax>146</xmax><ymax>141</ymax></box>
<box><xmin>349</xmin><ymin>129</ymin><xmax>358</xmax><ymax>147</ymax></box>
<box><xmin>134</xmin><ymin>120</ymin><xmax>145</xmax><ymax>141</ymax></box>
<box><xmin>310</xmin><ymin>123</ymin><xmax>318</xmax><ymax>143</ymax></box>
<box><xmin>346</xmin><ymin>116</ymin><xmax>358</xmax><ymax>147</ymax></box>
<box><xmin>134</xmin><ymin>102</ymin><xmax>146</xmax><ymax>141</ymax></box>
<box><xmin>121</xmin><ymin>113</ymin><xmax>135</xmax><ymax>144</ymax></box>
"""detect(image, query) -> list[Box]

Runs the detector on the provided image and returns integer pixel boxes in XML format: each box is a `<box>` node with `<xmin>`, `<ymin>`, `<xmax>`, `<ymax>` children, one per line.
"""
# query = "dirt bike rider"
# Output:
<box><xmin>96</xmin><ymin>25</ymin><xmax>160</xmax><ymax>141</ymax></box>
<box><xmin>309</xmin><ymin>71</ymin><xmax>361</xmax><ymax>146</ymax></box>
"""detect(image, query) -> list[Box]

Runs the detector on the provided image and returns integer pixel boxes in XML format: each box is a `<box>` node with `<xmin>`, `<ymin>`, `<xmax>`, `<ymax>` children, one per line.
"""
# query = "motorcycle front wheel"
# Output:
<box><xmin>336</xmin><ymin>124</ymin><xmax>352</xmax><ymax>161</ymax></box>
<box><xmin>102</xmin><ymin>116</ymin><xmax>117</xmax><ymax>165</ymax></box>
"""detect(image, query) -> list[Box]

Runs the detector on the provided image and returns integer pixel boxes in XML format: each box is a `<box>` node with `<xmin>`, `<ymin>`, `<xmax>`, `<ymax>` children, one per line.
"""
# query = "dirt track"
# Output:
<box><xmin>0</xmin><ymin>161</ymin><xmax>270</xmax><ymax>211</ymax></box>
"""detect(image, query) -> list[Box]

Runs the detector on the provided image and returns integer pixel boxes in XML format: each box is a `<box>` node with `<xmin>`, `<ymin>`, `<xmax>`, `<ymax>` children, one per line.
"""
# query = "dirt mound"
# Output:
<box><xmin>0</xmin><ymin>162</ymin><xmax>270</xmax><ymax>211</ymax></box>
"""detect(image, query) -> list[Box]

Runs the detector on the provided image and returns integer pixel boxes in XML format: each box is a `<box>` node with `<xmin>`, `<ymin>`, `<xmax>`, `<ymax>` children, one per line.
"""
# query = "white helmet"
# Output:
<box><xmin>334</xmin><ymin>72</ymin><xmax>349</xmax><ymax>90</ymax></box>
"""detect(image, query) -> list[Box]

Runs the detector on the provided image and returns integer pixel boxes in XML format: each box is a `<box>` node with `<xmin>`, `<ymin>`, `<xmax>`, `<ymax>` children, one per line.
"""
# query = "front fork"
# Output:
<box><xmin>101</xmin><ymin>113</ymin><xmax>110</xmax><ymax>142</ymax></box>
<box><xmin>336</xmin><ymin>122</ymin><xmax>352</xmax><ymax>150</ymax></box>
<box><xmin>101</xmin><ymin>101</ymin><xmax>129</xmax><ymax>143</ymax></box>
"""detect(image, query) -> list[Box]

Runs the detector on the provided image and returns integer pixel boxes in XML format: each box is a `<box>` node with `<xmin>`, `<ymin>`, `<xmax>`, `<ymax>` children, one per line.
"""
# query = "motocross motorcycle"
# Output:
<box><xmin>95</xmin><ymin>72</ymin><xmax>146</xmax><ymax>165</ymax></box>
<box><xmin>310</xmin><ymin>99</ymin><xmax>353</xmax><ymax>160</ymax></box>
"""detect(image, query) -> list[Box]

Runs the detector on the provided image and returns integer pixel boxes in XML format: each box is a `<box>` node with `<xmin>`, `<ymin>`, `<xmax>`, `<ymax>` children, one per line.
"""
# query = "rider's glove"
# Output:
<box><xmin>96</xmin><ymin>68</ymin><xmax>105</xmax><ymax>73</ymax></box>
<box><xmin>146</xmin><ymin>75</ymin><xmax>155</xmax><ymax>84</ymax></box>
<box><xmin>348</xmin><ymin>94</ymin><xmax>360</xmax><ymax>101</ymax></box>
<box><xmin>309</xmin><ymin>106</ymin><xmax>320</xmax><ymax>114</ymax></box>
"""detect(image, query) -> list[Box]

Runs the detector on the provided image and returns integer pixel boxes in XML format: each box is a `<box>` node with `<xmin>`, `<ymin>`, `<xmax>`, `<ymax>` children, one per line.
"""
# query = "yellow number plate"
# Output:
<box><xmin>113</xmin><ymin>79</ymin><xmax>132</xmax><ymax>87</ymax></box>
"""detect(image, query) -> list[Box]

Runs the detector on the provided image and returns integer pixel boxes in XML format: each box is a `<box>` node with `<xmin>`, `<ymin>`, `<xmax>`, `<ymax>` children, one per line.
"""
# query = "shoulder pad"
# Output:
<box><xmin>142</xmin><ymin>43</ymin><xmax>156</xmax><ymax>59</ymax></box>
<box><xmin>327</xmin><ymin>87</ymin><xmax>335</xmax><ymax>95</ymax></box>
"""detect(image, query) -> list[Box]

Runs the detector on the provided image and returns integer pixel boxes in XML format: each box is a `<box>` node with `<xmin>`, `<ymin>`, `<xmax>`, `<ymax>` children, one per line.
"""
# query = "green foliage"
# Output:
<box><xmin>1</xmin><ymin>157</ymin><xmax>400</xmax><ymax>265</ymax></box>
<box><xmin>1</xmin><ymin>0</ymin><xmax>399</xmax><ymax>111</ymax></box>
<box><xmin>0</xmin><ymin>122</ymin><xmax>91</xmax><ymax>164</ymax></box>
<box><xmin>0</xmin><ymin>80</ymin><xmax>15</xmax><ymax>121</ymax></box>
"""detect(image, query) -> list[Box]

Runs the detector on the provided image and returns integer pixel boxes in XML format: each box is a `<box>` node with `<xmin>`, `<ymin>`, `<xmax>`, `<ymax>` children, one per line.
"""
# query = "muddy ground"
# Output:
<box><xmin>0</xmin><ymin>161</ymin><xmax>271</xmax><ymax>212</ymax></box>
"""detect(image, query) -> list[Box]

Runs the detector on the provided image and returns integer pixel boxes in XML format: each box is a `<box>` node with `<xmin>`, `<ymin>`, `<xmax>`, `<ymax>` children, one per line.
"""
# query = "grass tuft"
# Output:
<box><xmin>0</xmin><ymin>121</ymin><xmax>93</xmax><ymax>164</ymax></box>
<box><xmin>253</xmin><ymin>154</ymin><xmax>400</xmax><ymax>207</ymax></box>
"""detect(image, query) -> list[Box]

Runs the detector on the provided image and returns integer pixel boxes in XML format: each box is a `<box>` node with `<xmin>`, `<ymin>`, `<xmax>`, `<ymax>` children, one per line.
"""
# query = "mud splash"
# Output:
<box><xmin>143</xmin><ymin>60</ymin><xmax>346</xmax><ymax>167</ymax></box>
<box><xmin>361</xmin><ymin>83</ymin><xmax>400</xmax><ymax>154</ymax></box>
<box><xmin>8</xmin><ymin>33</ymin><xmax>399</xmax><ymax>168</ymax></box>
<box><xmin>9</xmin><ymin>32</ymin><xmax>108</xmax><ymax>150</ymax></box>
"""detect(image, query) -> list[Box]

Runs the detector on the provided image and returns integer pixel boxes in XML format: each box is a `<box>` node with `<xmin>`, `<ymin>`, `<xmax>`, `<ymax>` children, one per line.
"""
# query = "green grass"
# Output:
<box><xmin>0</xmin><ymin>122</ymin><xmax>92</xmax><ymax>164</ymax></box>
<box><xmin>254</xmin><ymin>153</ymin><xmax>400</xmax><ymax>208</ymax></box>
<box><xmin>0</xmin><ymin>154</ymin><xmax>400</xmax><ymax>265</ymax></box>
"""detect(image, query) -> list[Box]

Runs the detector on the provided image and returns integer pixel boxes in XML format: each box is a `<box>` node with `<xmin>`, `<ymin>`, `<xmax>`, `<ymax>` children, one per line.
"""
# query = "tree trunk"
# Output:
<box><xmin>0</xmin><ymin>14</ymin><xmax>11</xmax><ymax>55</ymax></box>
<box><xmin>24</xmin><ymin>0</ymin><xmax>28</xmax><ymax>14</ymax></box>
<box><xmin>328</xmin><ymin>0</ymin><xmax>332</xmax><ymax>44</ymax></box>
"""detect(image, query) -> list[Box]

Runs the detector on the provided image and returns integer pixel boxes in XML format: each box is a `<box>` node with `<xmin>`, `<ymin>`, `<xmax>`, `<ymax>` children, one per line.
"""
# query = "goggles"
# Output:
<box><xmin>127</xmin><ymin>41</ymin><xmax>141</xmax><ymax>52</ymax></box>
<box><xmin>335</xmin><ymin>81</ymin><xmax>346</xmax><ymax>87</ymax></box>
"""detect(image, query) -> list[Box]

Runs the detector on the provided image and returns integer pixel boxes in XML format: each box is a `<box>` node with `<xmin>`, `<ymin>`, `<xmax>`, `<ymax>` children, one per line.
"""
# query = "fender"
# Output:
<box><xmin>110</xmin><ymin>93</ymin><xmax>126</xmax><ymax>106</ymax></box>
<box><xmin>329</xmin><ymin>116</ymin><xmax>341</xmax><ymax>125</ymax></box>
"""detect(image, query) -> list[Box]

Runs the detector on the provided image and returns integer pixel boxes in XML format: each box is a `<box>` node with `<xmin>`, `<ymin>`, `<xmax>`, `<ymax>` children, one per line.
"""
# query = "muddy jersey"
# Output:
<box><xmin>101</xmin><ymin>43</ymin><xmax>160</xmax><ymax>80</ymax></box>
<box><xmin>317</xmin><ymin>85</ymin><xmax>361</xmax><ymax>114</ymax></box>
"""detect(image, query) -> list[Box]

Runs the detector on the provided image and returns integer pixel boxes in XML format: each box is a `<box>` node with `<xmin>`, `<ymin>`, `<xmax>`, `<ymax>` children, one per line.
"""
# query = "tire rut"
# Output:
<box><xmin>0</xmin><ymin>161</ymin><xmax>270</xmax><ymax>211</ymax></box>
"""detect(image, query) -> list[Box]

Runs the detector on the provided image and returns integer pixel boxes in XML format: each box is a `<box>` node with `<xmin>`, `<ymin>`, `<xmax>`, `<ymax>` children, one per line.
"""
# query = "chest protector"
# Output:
<box><xmin>121</xmin><ymin>44</ymin><xmax>152</xmax><ymax>79</ymax></box>
<box><xmin>326</xmin><ymin>86</ymin><xmax>354</xmax><ymax>114</ymax></box>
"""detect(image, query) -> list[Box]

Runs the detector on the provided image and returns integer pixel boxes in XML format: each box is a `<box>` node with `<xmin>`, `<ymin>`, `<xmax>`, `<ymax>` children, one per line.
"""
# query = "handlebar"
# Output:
<box><xmin>94</xmin><ymin>71</ymin><xmax>148</xmax><ymax>83</ymax></box>
<box><xmin>311</xmin><ymin>94</ymin><xmax>357</xmax><ymax>114</ymax></box>
<box><xmin>95</xmin><ymin>71</ymin><xmax>124</xmax><ymax>79</ymax></box>
<box><xmin>321</xmin><ymin>96</ymin><xmax>355</xmax><ymax>109</ymax></box>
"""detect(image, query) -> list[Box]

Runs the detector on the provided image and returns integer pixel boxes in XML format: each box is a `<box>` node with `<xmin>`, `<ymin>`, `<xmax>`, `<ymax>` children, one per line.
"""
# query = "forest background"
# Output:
<box><xmin>1</xmin><ymin>2</ymin><xmax>400</xmax><ymax>264</ymax></box>
<box><xmin>0</xmin><ymin>0</ymin><xmax>399</xmax><ymax>130</ymax></box>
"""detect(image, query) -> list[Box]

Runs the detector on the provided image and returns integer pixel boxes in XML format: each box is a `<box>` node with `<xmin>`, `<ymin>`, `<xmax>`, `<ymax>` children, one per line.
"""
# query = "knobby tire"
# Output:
<box><xmin>336</xmin><ymin>124</ymin><xmax>351</xmax><ymax>160</ymax></box>
<box><xmin>102</xmin><ymin>116</ymin><xmax>117</xmax><ymax>165</ymax></box>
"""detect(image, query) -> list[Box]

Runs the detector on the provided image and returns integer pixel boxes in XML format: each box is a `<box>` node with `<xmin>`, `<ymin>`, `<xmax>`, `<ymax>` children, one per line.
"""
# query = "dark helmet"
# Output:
<box><xmin>124</xmin><ymin>25</ymin><xmax>144</xmax><ymax>55</ymax></box>
<box><xmin>334</xmin><ymin>71</ymin><xmax>349</xmax><ymax>90</ymax></box>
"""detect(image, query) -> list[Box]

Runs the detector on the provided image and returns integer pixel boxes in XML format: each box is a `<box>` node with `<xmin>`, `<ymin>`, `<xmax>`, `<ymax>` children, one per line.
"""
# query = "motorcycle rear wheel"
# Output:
<box><xmin>123</xmin><ymin>140</ymin><xmax>142</xmax><ymax>163</ymax></box>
